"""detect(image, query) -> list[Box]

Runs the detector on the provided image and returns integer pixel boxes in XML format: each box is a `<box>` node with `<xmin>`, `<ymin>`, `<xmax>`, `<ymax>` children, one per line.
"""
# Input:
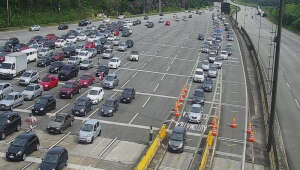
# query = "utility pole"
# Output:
<box><xmin>267</xmin><ymin>0</ymin><xmax>284</xmax><ymax>152</ymax></box>
<box><xmin>144</xmin><ymin>0</ymin><xmax>146</xmax><ymax>14</ymax></box>
<box><xmin>6</xmin><ymin>0</ymin><xmax>9</xmax><ymax>25</ymax></box>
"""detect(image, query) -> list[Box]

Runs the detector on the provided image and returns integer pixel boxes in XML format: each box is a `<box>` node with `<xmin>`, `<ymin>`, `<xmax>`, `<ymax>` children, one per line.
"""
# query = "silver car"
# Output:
<box><xmin>0</xmin><ymin>92</ymin><xmax>24</xmax><ymax>110</ymax></box>
<box><xmin>102</xmin><ymin>74</ymin><xmax>119</xmax><ymax>89</ymax></box>
<box><xmin>19</xmin><ymin>70</ymin><xmax>39</xmax><ymax>86</ymax></box>
<box><xmin>22</xmin><ymin>84</ymin><xmax>43</xmax><ymax>101</ymax></box>
<box><xmin>68</xmin><ymin>56</ymin><xmax>81</xmax><ymax>65</ymax></box>
<box><xmin>102</xmin><ymin>49</ymin><xmax>113</xmax><ymax>59</ymax></box>
<box><xmin>112</xmin><ymin>37</ymin><xmax>120</xmax><ymax>46</ymax></box>
<box><xmin>80</xmin><ymin>59</ymin><xmax>93</xmax><ymax>70</ymax></box>
<box><xmin>78</xmin><ymin>119</ymin><xmax>101</xmax><ymax>143</ymax></box>
<box><xmin>0</xmin><ymin>82</ymin><xmax>13</xmax><ymax>100</ymax></box>
<box><xmin>29</xmin><ymin>25</ymin><xmax>40</xmax><ymax>31</ymax></box>
<box><xmin>208</xmin><ymin>66</ymin><xmax>218</xmax><ymax>78</ymax></box>
<box><xmin>118</xmin><ymin>42</ymin><xmax>127</xmax><ymax>51</ymax></box>
<box><xmin>187</xmin><ymin>104</ymin><xmax>203</xmax><ymax>123</ymax></box>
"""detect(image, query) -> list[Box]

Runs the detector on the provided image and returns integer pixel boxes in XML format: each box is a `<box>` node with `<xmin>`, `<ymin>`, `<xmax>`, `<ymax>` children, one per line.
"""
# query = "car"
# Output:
<box><xmin>63</xmin><ymin>46</ymin><xmax>76</xmax><ymax>58</ymax></box>
<box><xmin>187</xmin><ymin>104</ymin><xmax>203</xmax><ymax>124</ymax></box>
<box><xmin>72</xmin><ymin>97</ymin><xmax>93</xmax><ymax>117</ymax></box>
<box><xmin>77</xmin><ymin>33</ymin><xmax>87</xmax><ymax>41</ymax></box>
<box><xmin>51</xmin><ymin>52</ymin><xmax>64</xmax><ymax>61</ymax></box>
<box><xmin>40</xmin><ymin>75</ymin><xmax>59</xmax><ymax>91</ymax></box>
<box><xmin>193</xmin><ymin>68</ymin><xmax>204</xmax><ymax>83</ymax></box>
<box><xmin>208</xmin><ymin>53</ymin><xmax>216</xmax><ymax>63</ymax></box>
<box><xmin>58</xmin><ymin>64</ymin><xmax>79</xmax><ymax>81</ymax></box>
<box><xmin>104</xmin><ymin>18</ymin><xmax>110</xmax><ymax>23</ymax></box>
<box><xmin>118</xmin><ymin>42</ymin><xmax>127</xmax><ymax>52</ymax></box>
<box><xmin>58</xmin><ymin>24</ymin><xmax>68</xmax><ymax>30</ymax></box>
<box><xmin>208</xmin><ymin>66</ymin><xmax>218</xmax><ymax>78</ymax></box>
<box><xmin>192</xmin><ymin>88</ymin><xmax>205</xmax><ymax>104</ymax></box>
<box><xmin>189</xmin><ymin>14</ymin><xmax>192</xmax><ymax>18</ymax></box>
<box><xmin>198</xmin><ymin>34</ymin><xmax>205</xmax><ymax>40</ymax></box>
<box><xmin>49</xmin><ymin>61</ymin><xmax>64</xmax><ymax>74</ymax></box>
<box><xmin>227</xmin><ymin>36</ymin><xmax>234</xmax><ymax>41</ymax></box>
<box><xmin>159</xmin><ymin>18</ymin><xmax>164</xmax><ymax>23</ymax></box>
<box><xmin>168</xmin><ymin>126</ymin><xmax>186</xmax><ymax>153</ymax></box>
<box><xmin>159</xmin><ymin>13</ymin><xmax>164</xmax><ymax>16</ymax></box>
<box><xmin>37</xmin><ymin>55</ymin><xmax>52</xmax><ymax>67</ymax></box>
<box><xmin>214</xmin><ymin>57</ymin><xmax>223</xmax><ymax>69</ymax></box>
<box><xmin>78</xmin><ymin>119</ymin><xmax>101</xmax><ymax>143</ymax></box>
<box><xmin>87</xmin><ymin>87</ymin><xmax>104</xmax><ymax>104</ymax></box>
<box><xmin>120</xmin><ymin>88</ymin><xmax>135</xmax><ymax>103</ymax></box>
<box><xmin>85</xmin><ymin>41</ymin><xmax>96</xmax><ymax>49</ymax></box>
<box><xmin>96</xmin><ymin>65</ymin><xmax>109</xmax><ymax>78</ymax></box>
<box><xmin>126</xmin><ymin>40</ymin><xmax>134</xmax><ymax>48</ymax></box>
<box><xmin>0</xmin><ymin>112</ymin><xmax>21</xmax><ymax>140</ymax></box>
<box><xmin>220</xmin><ymin>50</ymin><xmax>228</xmax><ymax>60</ymax></box>
<box><xmin>32</xmin><ymin>95</ymin><xmax>56</xmax><ymax>115</ymax></box>
<box><xmin>67</xmin><ymin>56</ymin><xmax>80</xmax><ymax>65</ymax></box>
<box><xmin>40</xmin><ymin>146</ymin><xmax>68</xmax><ymax>170</ymax></box>
<box><xmin>102</xmin><ymin>49</ymin><xmax>113</xmax><ymax>59</ymax></box>
<box><xmin>18</xmin><ymin>70</ymin><xmax>39</xmax><ymax>86</ymax></box>
<box><xmin>165</xmin><ymin>21</ymin><xmax>171</xmax><ymax>26</ymax></box>
<box><xmin>0</xmin><ymin>83</ymin><xmax>13</xmax><ymax>100</ymax></box>
<box><xmin>0</xmin><ymin>92</ymin><xmax>24</xmax><ymax>110</ymax></box>
<box><xmin>77</xmin><ymin>50</ymin><xmax>92</xmax><ymax>62</ymax></box>
<box><xmin>66</xmin><ymin>35</ymin><xmax>77</xmax><ymax>43</ymax></box>
<box><xmin>22</xmin><ymin>84</ymin><xmax>43</xmax><ymax>101</ymax></box>
<box><xmin>146</xmin><ymin>22</ymin><xmax>154</xmax><ymax>28</ymax></box>
<box><xmin>79</xmin><ymin>73</ymin><xmax>95</xmax><ymax>88</ymax></box>
<box><xmin>202</xmin><ymin>60</ymin><xmax>210</xmax><ymax>71</ymax></box>
<box><xmin>47</xmin><ymin>113</ymin><xmax>74</xmax><ymax>134</ymax></box>
<box><xmin>95</xmin><ymin>44</ymin><xmax>105</xmax><ymax>54</ymax></box>
<box><xmin>144</xmin><ymin>16</ymin><xmax>149</xmax><ymax>20</ymax></box>
<box><xmin>80</xmin><ymin>59</ymin><xmax>93</xmax><ymax>70</ymax></box>
<box><xmin>79</xmin><ymin>19</ymin><xmax>90</xmax><ymax>26</ymax></box>
<box><xmin>55</xmin><ymin>39</ymin><xmax>67</xmax><ymax>48</ymax></box>
<box><xmin>112</xmin><ymin>37</ymin><xmax>120</xmax><ymax>46</ymax></box>
<box><xmin>6</xmin><ymin>132</ymin><xmax>40</xmax><ymax>161</ymax></box>
<box><xmin>203</xmin><ymin>78</ymin><xmax>213</xmax><ymax>92</ymax></box>
<box><xmin>102</xmin><ymin>73</ymin><xmax>119</xmax><ymax>89</ymax></box>
<box><xmin>59</xmin><ymin>80</ymin><xmax>81</xmax><ymax>99</ymax></box>
<box><xmin>128</xmin><ymin>51</ymin><xmax>139</xmax><ymax>61</ymax></box>
<box><xmin>99</xmin><ymin>98</ymin><xmax>119</xmax><ymax>117</ymax></box>
<box><xmin>108</xmin><ymin>57</ymin><xmax>121</xmax><ymax>69</ymax></box>
<box><xmin>29</xmin><ymin>25</ymin><xmax>40</xmax><ymax>31</ymax></box>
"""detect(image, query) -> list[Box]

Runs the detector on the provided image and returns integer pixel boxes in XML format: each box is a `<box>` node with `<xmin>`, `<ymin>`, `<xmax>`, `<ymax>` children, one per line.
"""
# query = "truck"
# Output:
<box><xmin>0</xmin><ymin>52</ymin><xmax>27</xmax><ymax>79</ymax></box>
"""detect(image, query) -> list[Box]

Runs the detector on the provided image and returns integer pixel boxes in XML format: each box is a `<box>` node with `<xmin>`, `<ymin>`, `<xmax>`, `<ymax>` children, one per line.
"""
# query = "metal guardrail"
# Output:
<box><xmin>229</xmin><ymin>16</ymin><xmax>289</xmax><ymax>170</ymax></box>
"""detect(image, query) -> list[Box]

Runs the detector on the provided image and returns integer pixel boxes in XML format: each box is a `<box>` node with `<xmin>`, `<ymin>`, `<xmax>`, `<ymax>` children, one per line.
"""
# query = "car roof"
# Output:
<box><xmin>0</xmin><ymin>82</ymin><xmax>10</xmax><ymax>85</ymax></box>
<box><xmin>195</xmin><ymin>68</ymin><xmax>203</xmax><ymax>72</ymax></box>
<box><xmin>106</xmin><ymin>98</ymin><xmax>116</xmax><ymax>102</ymax></box>
<box><xmin>173</xmin><ymin>126</ymin><xmax>185</xmax><ymax>133</ymax></box>
<box><xmin>0</xmin><ymin>111</ymin><xmax>18</xmax><ymax>118</ymax></box>
<box><xmin>47</xmin><ymin>146</ymin><xmax>66</xmax><ymax>154</ymax></box>
<box><xmin>40</xmin><ymin>95</ymin><xmax>54</xmax><ymax>99</ymax></box>
<box><xmin>8</xmin><ymin>91</ymin><xmax>21</xmax><ymax>95</ymax></box>
<box><xmin>84</xmin><ymin>119</ymin><xmax>99</xmax><ymax>125</ymax></box>
<box><xmin>90</xmin><ymin>87</ymin><xmax>103</xmax><ymax>91</ymax></box>
<box><xmin>16</xmin><ymin>132</ymin><xmax>36</xmax><ymax>139</ymax></box>
<box><xmin>24</xmin><ymin>69</ymin><xmax>37</xmax><ymax>73</ymax></box>
<box><xmin>191</xmin><ymin>104</ymin><xmax>202</xmax><ymax>108</ymax></box>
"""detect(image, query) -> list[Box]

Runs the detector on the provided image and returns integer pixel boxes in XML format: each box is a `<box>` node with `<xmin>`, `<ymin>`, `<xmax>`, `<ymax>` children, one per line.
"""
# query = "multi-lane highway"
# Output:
<box><xmin>235</xmin><ymin>4</ymin><xmax>300</xmax><ymax>170</ymax></box>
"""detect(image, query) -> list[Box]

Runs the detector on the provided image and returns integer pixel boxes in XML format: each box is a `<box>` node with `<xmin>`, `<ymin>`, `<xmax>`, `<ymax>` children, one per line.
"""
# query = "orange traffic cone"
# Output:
<box><xmin>247</xmin><ymin>123</ymin><xmax>252</xmax><ymax>134</ymax></box>
<box><xmin>175</xmin><ymin>111</ymin><xmax>180</xmax><ymax>117</ymax></box>
<box><xmin>183</xmin><ymin>86</ymin><xmax>188</xmax><ymax>93</ymax></box>
<box><xmin>230</xmin><ymin>116</ymin><xmax>237</xmax><ymax>128</ymax></box>
<box><xmin>179</xmin><ymin>96</ymin><xmax>184</xmax><ymax>103</ymax></box>
<box><xmin>212</xmin><ymin>126</ymin><xmax>217</xmax><ymax>136</ymax></box>
<box><xmin>248</xmin><ymin>130</ymin><xmax>255</xmax><ymax>143</ymax></box>
<box><xmin>176</xmin><ymin>100</ymin><xmax>182</xmax><ymax>109</ymax></box>
<box><xmin>181</xmin><ymin>91</ymin><xmax>186</xmax><ymax>98</ymax></box>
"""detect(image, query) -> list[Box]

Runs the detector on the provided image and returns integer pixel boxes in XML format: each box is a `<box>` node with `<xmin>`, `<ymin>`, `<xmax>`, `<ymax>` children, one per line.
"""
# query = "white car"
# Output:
<box><xmin>202</xmin><ymin>60</ymin><xmax>210</xmax><ymax>71</ymax></box>
<box><xmin>107</xmin><ymin>36</ymin><xmax>116</xmax><ymax>41</ymax></box>
<box><xmin>77</xmin><ymin>33</ymin><xmax>87</xmax><ymax>41</ymax></box>
<box><xmin>87</xmin><ymin>87</ymin><xmax>104</xmax><ymax>104</ymax></box>
<box><xmin>55</xmin><ymin>39</ymin><xmax>66</xmax><ymax>48</ymax></box>
<box><xmin>78</xmin><ymin>50</ymin><xmax>92</xmax><ymax>61</ymax></box>
<box><xmin>108</xmin><ymin>57</ymin><xmax>121</xmax><ymax>69</ymax></box>
<box><xmin>104</xmin><ymin>18</ymin><xmax>110</xmax><ymax>23</ymax></box>
<box><xmin>87</xmin><ymin>35</ymin><xmax>99</xmax><ymax>42</ymax></box>
<box><xmin>214</xmin><ymin>57</ymin><xmax>223</xmax><ymax>69</ymax></box>
<box><xmin>220</xmin><ymin>50</ymin><xmax>228</xmax><ymax>60</ymax></box>
<box><xmin>29</xmin><ymin>25</ymin><xmax>40</xmax><ymax>31</ymax></box>
<box><xmin>102</xmin><ymin>49</ymin><xmax>113</xmax><ymax>59</ymax></box>
<box><xmin>66</xmin><ymin>35</ymin><xmax>77</xmax><ymax>43</ymax></box>
<box><xmin>193</xmin><ymin>68</ymin><xmax>205</xmax><ymax>83</ymax></box>
<box><xmin>118</xmin><ymin>15</ymin><xmax>125</xmax><ymax>19</ymax></box>
<box><xmin>128</xmin><ymin>51</ymin><xmax>139</xmax><ymax>61</ymax></box>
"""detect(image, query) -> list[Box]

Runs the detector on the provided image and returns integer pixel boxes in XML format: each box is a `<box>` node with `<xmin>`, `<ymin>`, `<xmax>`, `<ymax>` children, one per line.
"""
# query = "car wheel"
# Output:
<box><xmin>98</xmin><ymin>130</ymin><xmax>101</xmax><ymax>136</ymax></box>
<box><xmin>70</xmin><ymin>93</ymin><xmax>73</xmax><ymax>99</ymax></box>
<box><xmin>1</xmin><ymin>133</ymin><xmax>5</xmax><ymax>140</ymax></box>
<box><xmin>78</xmin><ymin>88</ymin><xmax>80</xmax><ymax>94</ymax></box>
<box><xmin>10</xmin><ymin>106</ymin><xmax>13</xmax><ymax>111</ymax></box>
<box><xmin>16</xmin><ymin>124</ymin><xmax>21</xmax><ymax>131</ymax></box>
<box><xmin>91</xmin><ymin>137</ymin><xmax>94</xmax><ymax>144</ymax></box>
<box><xmin>84</xmin><ymin>111</ymin><xmax>87</xmax><ymax>117</ymax></box>
<box><xmin>35</xmin><ymin>143</ymin><xmax>40</xmax><ymax>151</ymax></box>
<box><xmin>70</xmin><ymin>121</ymin><xmax>73</xmax><ymax>127</ymax></box>
<box><xmin>22</xmin><ymin>154</ymin><xmax>26</xmax><ymax>161</ymax></box>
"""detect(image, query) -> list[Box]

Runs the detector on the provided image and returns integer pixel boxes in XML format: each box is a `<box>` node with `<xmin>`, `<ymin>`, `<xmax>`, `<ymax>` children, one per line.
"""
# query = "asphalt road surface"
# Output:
<box><xmin>235</xmin><ymin>4</ymin><xmax>300</xmax><ymax>170</ymax></box>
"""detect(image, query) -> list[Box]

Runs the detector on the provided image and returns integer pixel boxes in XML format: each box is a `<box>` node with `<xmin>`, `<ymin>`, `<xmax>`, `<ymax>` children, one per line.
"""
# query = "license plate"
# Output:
<box><xmin>9</xmin><ymin>155</ymin><xmax>14</xmax><ymax>158</ymax></box>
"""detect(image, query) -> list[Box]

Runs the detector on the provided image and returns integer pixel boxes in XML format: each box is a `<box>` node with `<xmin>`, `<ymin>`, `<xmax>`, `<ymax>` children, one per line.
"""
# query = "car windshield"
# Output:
<box><xmin>0</xmin><ymin>63</ymin><xmax>12</xmax><ymax>69</ymax></box>
<box><xmin>194</xmin><ymin>90</ymin><xmax>204</xmax><ymax>97</ymax></box>
<box><xmin>44</xmin><ymin>153</ymin><xmax>59</xmax><ymax>164</ymax></box>
<box><xmin>110</xmin><ymin>59</ymin><xmax>118</xmax><ymax>62</ymax></box>
<box><xmin>131</xmin><ymin>51</ymin><xmax>138</xmax><ymax>54</ymax></box>
<box><xmin>24</xmin><ymin>85</ymin><xmax>34</xmax><ymax>91</ymax></box>
<box><xmin>89</xmin><ymin>90</ymin><xmax>98</xmax><ymax>95</ymax></box>
<box><xmin>221</xmin><ymin>51</ymin><xmax>227</xmax><ymax>55</ymax></box>
<box><xmin>195</xmin><ymin>71</ymin><xmax>203</xmax><ymax>75</ymax></box>
<box><xmin>36</xmin><ymin>98</ymin><xmax>48</xmax><ymax>105</ymax></box>
<box><xmin>76</xmin><ymin>100</ymin><xmax>87</xmax><ymax>106</ymax></box>
<box><xmin>69</xmin><ymin>57</ymin><xmax>77</xmax><ymax>61</ymax></box>
<box><xmin>79</xmin><ymin>52</ymin><xmax>87</xmax><ymax>56</ymax></box>
<box><xmin>80</xmin><ymin>75</ymin><xmax>90</xmax><ymax>80</ymax></box>
<box><xmin>105</xmin><ymin>76</ymin><xmax>114</xmax><ymax>81</ymax></box>
<box><xmin>82</xmin><ymin>60</ymin><xmax>89</xmax><ymax>64</ymax></box>
<box><xmin>51</xmin><ymin>62</ymin><xmax>62</xmax><ymax>67</ymax></box>
<box><xmin>42</xmin><ymin>76</ymin><xmax>51</xmax><ymax>82</ymax></box>
<box><xmin>97</xmin><ymin>66</ymin><xmax>106</xmax><ymax>72</ymax></box>
<box><xmin>203</xmin><ymin>61</ymin><xmax>209</xmax><ymax>65</ymax></box>
<box><xmin>4</xmin><ymin>94</ymin><xmax>14</xmax><ymax>100</ymax></box>
<box><xmin>51</xmin><ymin>116</ymin><xmax>64</xmax><ymax>122</ymax></box>
<box><xmin>104</xmin><ymin>100</ymin><xmax>114</xmax><ymax>107</ymax></box>
<box><xmin>191</xmin><ymin>106</ymin><xmax>201</xmax><ymax>113</ymax></box>
<box><xmin>22</xmin><ymin>72</ymin><xmax>32</xmax><ymax>77</ymax></box>
<box><xmin>104</xmin><ymin>50</ymin><xmax>112</xmax><ymax>53</ymax></box>
<box><xmin>63</xmin><ymin>83</ymin><xmax>73</xmax><ymax>88</ymax></box>
<box><xmin>81</xmin><ymin>124</ymin><xmax>93</xmax><ymax>132</ymax></box>
<box><xmin>12</xmin><ymin>138</ymin><xmax>27</xmax><ymax>147</ymax></box>
<box><xmin>170</xmin><ymin>132</ymin><xmax>184</xmax><ymax>141</ymax></box>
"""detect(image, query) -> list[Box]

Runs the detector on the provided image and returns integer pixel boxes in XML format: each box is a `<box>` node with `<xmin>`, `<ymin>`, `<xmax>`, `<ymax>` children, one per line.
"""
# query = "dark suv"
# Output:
<box><xmin>59</xmin><ymin>80</ymin><xmax>81</xmax><ymax>99</ymax></box>
<box><xmin>192</xmin><ymin>88</ymin><xmax>205</xmax><ymax>105</ymax></box>
<box><xmin>99</xmin><ymin>98</ymin><xmax>119</xmax><ymax>117</ymax></box>
<box><xmin>0</xmin><ymin>112</ymin><xmax>21</xmax><ymax>140</ymax></box>
<box><xmin>96</xmin><ymin>65</ymin><xmax>109</xmax><ymax>77</ymax></box>
<box><xmin>40</xmin><ymin>146</ymin><xmax>68</xmax><ymax>170</ymax></box>
<box><xmin>120</xmin><ymin>88</ymin><xmax>135</xmax><ymax>103</ymax></box>
<box><xmin>168</xmin><ymin>126</ymin><xmax>186</xmax><ymax>153</ymax></box>
<box><xmin>49</xmin><ymin>61</ymin><xmax>64</xmax><ymax>74</ymax></box>
<box><xmin>72</xmin><ymin>97</ymin><xmax>92</xmax><ymax>117</ymax></box>
<box><xmin>6</xmin><ymin>132</ymin><xmax>39</xmax><ymax>161</ymax></box>
<box><xmin>58</xmin><ymin>64</ymin><xmax>79</xmax><ymax>81</ymax></box>
<box><xmin>32</xmin><ymin>95</ymin><xmax>56</xmax><ymax>115</ymax></box>
<box><xmin>203</xmin><ymin>78</ymin><xmax>213</xmax><ymax>92</ymax></box>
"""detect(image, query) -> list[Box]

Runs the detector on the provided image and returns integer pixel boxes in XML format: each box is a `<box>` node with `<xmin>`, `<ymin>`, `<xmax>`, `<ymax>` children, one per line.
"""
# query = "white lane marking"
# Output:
<box><xmin>121</xmin><ymin>72</ymin><xmax>139</xmax><ymax>88</ymax></box>
<box><xmin>153</xmin><ymin>83</ymin><xmax>160</xmax><ymax>92</ymax></box>
<box><xmin>13</xmin><ymin>108</ymin><xmax>31</xmax><ymax>113</ymax></box>
<box><xmin>112</xmin><ymin>89</ymin><xmax>177</xmax><ymax>99</ymax></box>
<box><xmin>75</xmin><ymin>88</ymin><xmax>90</xmax><ymax>100</ymax></box>
<box><xmin>117</xmin><ymin>67</ymin><xmax>192</xmax><ymax>78</ymax></box>
<box><xmin>218</xmin><ymin>136</ymin><xmax>244</xmax><ymax>144</ymax></box>
<box><xmin>83</xmin><ymin>108</ymin><xmax>100</xmax><ymax>122</ymax></box>
<box><xmin>49</xmin><ymin>103</ymin><xmax>70</xmax><ymax>116</ymax></box>
<box><xmin>129</xmin><ymin>113</ymin><xmax>140</xmax><ymax>124</ymax></box>
<box><xmin>142</xmin><ymin>96</ymin><xmax>151</xmax><ymax>108</ymax></box>
<box><xmin>49</xmin><ymin>131</ymin><xmax>71</xmax><ymax>150</ymax></box>
<box><xmin>142</xmin><ymin>53</ymin><xmax>195</xmax><ymax>62</ymax></box>
<box><xmin>170</xmin><ymin>55</ymin><xmax>177</xmax><ymax>65</ymax></box>
<box><xmin>286</xmin><ymin>82</ymin><xmax>291</xmax><ymax>88</ymax></box>
<box><xmin>294</xmin><ymin>98</ymin><xmax>300</xmax><ymax>108</ymax></box>
<box><xmin>166</xmin><ymin>65</ymin><xmax>170</xmax><ymax>71</ymax></box>
<box><xmin>161</xmin><ymin>73</ymin><xmax>166</xmax><ymax>80</ymax></box>
<box><xmin>25</xmin><ymin>104</ymin><xmax>34</xmax><ymax>110</ymax></box>
<box><xmin>215</xmin><ymin>151</ymin><xmax>242</xmax><ymax>159</ymax></box>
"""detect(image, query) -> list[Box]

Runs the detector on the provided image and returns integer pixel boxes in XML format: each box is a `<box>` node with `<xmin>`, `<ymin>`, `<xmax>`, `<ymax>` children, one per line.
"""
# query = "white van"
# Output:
<box><xmin>22</xmin><ymin>48</ymin><xmax>37</xmax><ymax>63</ymax></box>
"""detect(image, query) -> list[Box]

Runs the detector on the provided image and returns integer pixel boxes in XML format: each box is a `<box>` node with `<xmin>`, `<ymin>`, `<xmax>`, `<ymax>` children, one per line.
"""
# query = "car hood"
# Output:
<box><xmin>59</xmin><ymin>70</ymin><xmax>70</xmax><ymax>75</ymax></box>
<box><xmin>102</xmin><ymin>105</ymin><xmax>113</xmax><ymax>111</ymax></box>
<box><xmin>169</xmin><ymin>140</ymin><xmax>183</xmax><ymax>148</ymax></box>
<box><xmin>60</xmin><ymin>88</ymin><xmax>72</xmax><ymax>93</ymax></box>
<box><xmin>188</xmin><ymin>112</ymin><xmax>201</xmax><ymax>118</ymax></box>
<box><xmin>19</xmin><ymin>77</ymin><xmax>31</xmax><ymax>81</ymax></box>
<box><xmin>33</xmin><ymin>103</ymin><xmax>46</xmax><ymax>110</ymax></box>
<box><xmin>40</xmin><ymin>162</ymin><xmax>57</xmax><ymax>170</ymax></box>
<box><xmin>73</xmin><ymin>105</ymin><xmax>85</xmax><ymax>111</ymax></box>
<box><xmin>48</xmin><ymin>121</ymin><xmax>62</xmax><ymax>128</ymax></box>
<box><xmin>103</xmin><ymin>80</ymin><xmax>113</xmax><ymax>84</ymax></box>
<box><xmin>40</xmin><ymin>81</ymin><xmax>51</xmax><ymax>86</ymax></box>
<box><xmin>22</xmin><ymin>90</ymin><xmax>34</xmax><ymax>96</ymax></box>
<box><xmin>8</xmin><ymin>145</ymin><xmax>23</xmax><ymax>154</ymax></box>
<box><xmin>79</xmin><ymin>130</ymin><xmax>92</xmax><ymax>138</ymax></box>
<box><xmin>0</xmin><ymin>100</ymin><xmax>13</xmax><ymax>106</ymax></box>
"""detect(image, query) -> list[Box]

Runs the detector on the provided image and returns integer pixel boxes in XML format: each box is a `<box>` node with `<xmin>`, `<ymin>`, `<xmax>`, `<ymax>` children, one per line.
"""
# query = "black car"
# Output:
<box><xmin>159</xmin><ymin>13</ymin><xmax>164</xmax><ymax>16</ymax></box>
<box><xmin>198</xmin><ymin>34</ymin><xmax>205</xmax><ymax>40</ymax></box>
<box><xmin>192</xmin><ymin>88</ymin><xmax>205</xmax><ymax>104</ymax></box>
<box><xmin>32</xmin><ymin>95</ymin><xmax>56</xmax><ymax>115</ymax></box>
<box><xmin>203</xmin><ymin>78</ymin><xmax>213</xmax><ymax>92</ymax></box>
<box><xmin>95</xmin><ymin>45</ymin><xmax>105</xmax><ymax>54</ymax></box>
<box><xmin>120</xmin><ymin>88</ymin><xmax>135</xmax><ymax>103</ymax></box>
<box><xmin>126</xmin><ymin>39</ymin><xmax>134</xmax><ymax>48</ymax></box>
<box><xmin>99</xmin><ymin>98</ymin><xmax>119</xmax><ymax>117</ymax></box>
<box><xmin>96</xmin><ymin>65</ymin><xmax>109</xmax><ymax>77</ymax></box>
<box><xmin>58</xmin><ymin>24</ymin><xmax>68</xmax><ymax>30</ymax></box>
<box><xmin>63</xmin><ymin>47</ymin><xmax>76</xmax><ymax>58</ymax></box>
<box><xmin>44</xmin><ymin>41</ymin><xmax>55</xmax><ymax>49</ymax></box>
<box><xmin>0</xmin><ymin>112</ymin><xmax>21</xmax><ymax>140</ymax></box>
<box><xmin>144</xmin><ymin>16</ymin><xmax>149</xmax><ymax>20</ymax></box>
<box><xmin>72</xmin><ymin>97</ymin><xmax>92</xmax><ymax>117</ymax></box>
<box><xmin>146</xmin><ymin>22</ymin><xmax>154</xmax><ymax>28</ymax></box>
<box><xmin>99</xmin><ymin>37</ymin><xmax>107</xmax><ymax>45</ymax></box>
<box><xmin>5</xmin><ymin>37</ymin><xmax>19</xmax><ymax>48</ymax></box>
<box><xmin>6</xmin><ymin>132</ymin><xmax>39</xmax><ymax>161</ymax></box>
<box><xmin>122</xmin><ymin>30</ymin><xmax>130</xmax><ymax>37</ymax></box>
<box><xmin>40</xmin><ymin>146</ymin><xmax>68</xmax><ymax>170</ymax></box>
<box><xmin>78</xmin><ymin>19</ymin><xmax>91</xmax><ymax>27</ymax></box>
<box><xmin>168</xmin><ymin>126</ymin><xmax>186</xmax><ymax>153</ymax></box>
<box><xmin>37</xmin><ymin>55</ymin><xmax>52</xmax><ymax>67</ymax></box>
<box><xmin>49</xmin><ymin>61</ymin><xmax>65</xmax><ymax>74</ymax></box>
<box><xmin>58</xmin><ymin>64</ymin><xmax>79</xmax><ymax>81</ymax></box>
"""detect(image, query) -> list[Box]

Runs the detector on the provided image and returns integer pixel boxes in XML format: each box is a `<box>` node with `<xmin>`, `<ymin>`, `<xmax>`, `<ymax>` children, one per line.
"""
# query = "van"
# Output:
<box><xmin>22</xmin><ymin>48</ymin><xmax>37</xmax><ymax>63</ymax></box>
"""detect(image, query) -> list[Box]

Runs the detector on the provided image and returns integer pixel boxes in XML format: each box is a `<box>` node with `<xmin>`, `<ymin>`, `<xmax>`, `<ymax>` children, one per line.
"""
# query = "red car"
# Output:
<box><xmin>45</xmin><ymin>34</ymin><xmax>56</xmax><ymax>39</ymax></box>
<box><xmin>59</xmin><ymin>80</ymin><xmax>81</xmax><ymax>98</ymax></box>
<box><xmin>40</xmin><ymin>75</ymin><xmax>59</xmax><ymax>91</ymax></box>
<box><xmin>51</xmin><ymin>52</ymin><xmax>64</xmax><ymax>61</ymax></box>
<box><xmin>113</xmin><ymin>30</ymin><xmax>120</xmax><ymax>36</ymax></box>
<box><xmin>79</xmin><ymin>73</ymin><xmax>95</xmax><ymax>88</ymax></box>
<box><xmin>165</xmin><ymin>21</ymin><xmax>170</xmax><ymax>26</ymax></box>
<box><xmin>85</xmin><ymin>41</ymin><xmax>96</xmax><ymax>49</ymax></box>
